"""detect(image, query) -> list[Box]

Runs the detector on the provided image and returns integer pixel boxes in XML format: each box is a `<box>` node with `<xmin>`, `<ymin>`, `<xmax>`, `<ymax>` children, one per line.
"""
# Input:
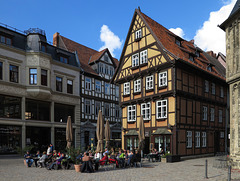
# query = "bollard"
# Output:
<box><xmin>228</xmin><ymin>165</ymin><xmax>231</xmax><ymax>181</ymax></box>
<box><xmin>205</xmin><ymin>159</ymin><xmax>208</xmax><ymax>179</ymax></box>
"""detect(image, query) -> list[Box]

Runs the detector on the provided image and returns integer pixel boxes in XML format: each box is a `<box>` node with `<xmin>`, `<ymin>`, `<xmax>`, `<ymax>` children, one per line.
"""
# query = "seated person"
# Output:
<box><xmin>33</xmin><ymin>150</ymin><xmax>41</xmax><ymax>167</ymax></box>
<box><xmin>118</xmin><ymin>150</ymin><xmax>125</xmax><ymax>168</ymax></box>
<box><xmin>99</xmin><ymin>153</ymin><xmax>108</xmax><ymax>166</ymax></box>
<box><xmin>127</xmin><ymin>150</ymin><xmax>135</xmax><ymax>166</ymax></box>
<box><xmin>80</xmin><ymin>152</ymin><xmax>94</xmax><ymax>173</ymax></box>
<box><xmin>134</xmin><ymin>150</ymin><xmax>141</xmax><ymax>163</ymax></box>
<box><xmin>37</xmin><ymin>151</ymin><xmax>48</xmax><ymax>167</ymax></box>
<box><xmin>24</xmin><ymin>151</ymin><xmax>33</xmax><ymax>167</ymax></box>
<box><xmin>109</xmin><ymin>152</ymin><xmax>119</xmax><ymax>167</ymax></box>
<box><xmin>47</xmin><ymin>153</ymin><xmax>65</xmax><ymax>170</ymax></box>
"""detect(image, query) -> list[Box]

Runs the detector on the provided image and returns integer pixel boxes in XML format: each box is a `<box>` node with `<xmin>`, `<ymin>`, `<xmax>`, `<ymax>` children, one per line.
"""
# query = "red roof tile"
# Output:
<box><xmin>58</xmin><ymin>35</ymin><xmax>118</xmax><ymax>76</ymax></box>
<box><xmin>139</xmin><ymin>11</ymin><xmax>225</xmax><ymax>80</ymax></box>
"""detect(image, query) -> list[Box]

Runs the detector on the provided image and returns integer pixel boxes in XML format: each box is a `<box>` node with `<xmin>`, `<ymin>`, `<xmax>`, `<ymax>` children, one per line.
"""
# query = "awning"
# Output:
<box><xmin>152</xmin><ymin>128</ymin><xmax>172</xmax><ymax>135</ymax></box>
<box><xmin>125</xmin><ymin>130</ymin><xmax>138</xmax><ymax>136</ymax></box>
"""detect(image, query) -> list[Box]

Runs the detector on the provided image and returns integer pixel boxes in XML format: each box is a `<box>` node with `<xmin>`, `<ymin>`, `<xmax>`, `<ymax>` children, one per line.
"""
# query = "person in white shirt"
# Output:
<box><xmin>47</xmin><ymin>146</ymin><xmax>51</xmax><ymax>155</ymax></box>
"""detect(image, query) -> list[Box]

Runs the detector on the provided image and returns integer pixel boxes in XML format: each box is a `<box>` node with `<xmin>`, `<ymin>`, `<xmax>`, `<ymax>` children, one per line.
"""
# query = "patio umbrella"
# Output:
<box><xmin>105</xmin><ymin>119</ymin><xmax>110</xmax><ymax>149</ymax></box>
<box><xmin>96</xmin><ymin>110</ymin><xmax>104</xmax><ymax>152</ymax></box>
<box><xmin>66</xmin><ymin>116</ymin><xmax>73</xmax><ymax>149</ymax></box>
<box><xmin>138</xmin><ymin>116</ymin><xmax>145</xmax><ymax>151</ymax></box>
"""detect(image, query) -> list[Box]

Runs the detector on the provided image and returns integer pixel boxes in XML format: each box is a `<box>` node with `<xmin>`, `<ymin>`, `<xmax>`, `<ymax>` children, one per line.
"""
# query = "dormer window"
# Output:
<box><xmin>189</xmin><ymin>54</ymin><xmax>194</xmax><ymax>62</ymax></box>
<box><xmin>207</xmin><ymin>64</ymin><xmax>212</xmax><ymax>72</ymax></box>
<box><xmin>60</xmin><ymin>56</ymin><xmax>68</xmax><ymax>64</ymax></box>
<box><xmin>175</xmin><ymin>39</ymin><xmax>181</xmax><ymax>46</ymax></box>
<box><xmin>195</xmin><ymin>51</ymin><xmax>200</xmax><ymax>57</ymax></box>
<box><xmin>0</xmin><ymin>35</ymin><xmax>12</xmax><ymax>45</ymax></box>
<box><xmin>135</xmin><ymin>29</ymin><xmax>142</xmax><ymax>41</ymax></box>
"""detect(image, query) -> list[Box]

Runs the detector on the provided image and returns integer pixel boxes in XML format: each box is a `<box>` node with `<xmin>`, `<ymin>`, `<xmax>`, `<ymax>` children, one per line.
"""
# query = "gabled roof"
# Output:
<box><xmin>138</xmin><ymin>10</ymin><xmax>225</xmax><ymax>79</ymax></box>
<box><xmin>53</xmin><ymin>34</ymin><xmax>119</xmax><ymax>76</ymax></box>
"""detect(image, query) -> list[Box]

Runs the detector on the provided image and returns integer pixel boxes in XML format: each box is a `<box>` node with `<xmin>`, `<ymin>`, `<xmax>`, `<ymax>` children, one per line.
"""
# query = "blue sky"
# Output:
<box><xmin>0</xmin><ymin>0</ymin><xmax>236</xmax><ymax>59</ymax></box>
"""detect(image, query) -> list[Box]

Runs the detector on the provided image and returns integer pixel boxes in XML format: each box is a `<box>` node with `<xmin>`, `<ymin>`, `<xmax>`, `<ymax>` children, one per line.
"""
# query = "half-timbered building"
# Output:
<box><xmin>53</xmin><ymin>33</ymin><xmax>121</xmax><ymax>150</ymax></box>
<box><xmin>113</xmin><ymin>8</ymin><xmax>228</xmax><ymax>156</ymax></box>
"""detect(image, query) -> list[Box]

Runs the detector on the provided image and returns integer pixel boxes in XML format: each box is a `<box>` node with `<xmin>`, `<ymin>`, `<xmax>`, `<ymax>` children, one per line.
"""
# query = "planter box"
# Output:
<box><xmin>166</xmin><ymin>155</ymin><xmax>180</xmax><ymax>163</ymax></box>
<box><xmin>161</xmin><ymin>157</ymin><xmax>167</xmax><ymax>163</ymax></box>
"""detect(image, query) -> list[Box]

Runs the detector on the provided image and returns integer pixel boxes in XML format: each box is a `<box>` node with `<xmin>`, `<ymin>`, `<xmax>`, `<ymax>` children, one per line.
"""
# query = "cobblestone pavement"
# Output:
<box><xmin>0</xmin><ymin>155</ymin><xmax>240</xmax><ymax>181</ymax></box>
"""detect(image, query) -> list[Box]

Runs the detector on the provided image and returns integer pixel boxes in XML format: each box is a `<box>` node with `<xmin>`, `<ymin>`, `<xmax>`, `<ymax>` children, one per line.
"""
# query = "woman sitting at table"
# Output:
<box><xmin>99</xmin><ymin>153</ymin><xmax>108</xmax><ymax>166</ymax></box>
<box><xmin>80</xmin><ymin>152</ymin><xmax>94</xmax><ymax>173</ymax></box>
<box><xmin>37</xmin><ymin>151</ymin><xmax>48</xmax><ymax>168</ymax></box>
<box><xmin>93</xmin><ymin>151</ymin><xmax>102</xmax><ymax>171</ymax></box>
<box><xmin>33</xmin><ymin>150</ymin><xmax>41</xmax><ymax>167</ymax></box>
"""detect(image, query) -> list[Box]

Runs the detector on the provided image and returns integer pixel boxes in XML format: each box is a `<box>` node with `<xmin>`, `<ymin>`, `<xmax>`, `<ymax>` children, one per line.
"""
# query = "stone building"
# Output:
<box><xmin>0</xmin><ymin>24</ymin><xmax>81</xmax><ymax>153</ymax></box>
<box><xmin>113</xmin><ymin>8</ymin><xmax>228</xmax><ymax>156</ymax></box>
<box><xmin>53</xmin><ymin>33</ymin><xmax>121</xmax><ymax>150</ymax></box>
<box><xmin>220</xmin><ymin>0</ymin><xmax>240</xmax><ymax>169</ymax></box>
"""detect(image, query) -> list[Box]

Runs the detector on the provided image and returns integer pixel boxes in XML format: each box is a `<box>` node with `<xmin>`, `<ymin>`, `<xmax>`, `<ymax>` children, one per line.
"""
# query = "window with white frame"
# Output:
<box><xmin>132</xmin><ymin>53</ymin><xmax>139</xmax><ymax>67</ymax></box>
<box><xmin>211</xmin><ymin>83</ymin><xmax>215</xmax><ymax>95</ymax></box>
<box><xmin>105</xmin><ymin>83</ymin><xmax>110</xmax><ymax>95</ymax></box>
<box><xmin>219</xmin><ymin>110</ymin><xmax>223</xmax><ymax>123</ymax></box>
<box><xmin>210</xmin><ymin>108</ymin><xmax>215</xmax><ymax>121</ymax></box>
<box><xmin>220</xmin><ymin>131</ymin><xmax>224</xmax><ymax>138</ymax></box>
<box><xmin>140</xmin><ymin>50</ymin><xmax>148</xmax><ymax>64</ymax></box>
<box><xmin>202</xmin><ymin>132</ymin><xmax>206</xmax><ymax>147</ymax></box>
<box><xmin>205</xmin><ymin>80</ymin><xmax>209</xmax><ymax>92</ymax></box>
<box><xmin>220</xmin><ymin>86</ymin><xmax>224</xmax><ymax>98</ymax></box>
<box><xmin>85</xmin><ymin>77</ymin><xmax>91</xmax><ymax>90</ymax></box>
<box><xmin>135</xmin><ymin>29</ymin><xmax>142</xmax><ymax>40</ymax></box>
<box><xmin>187</xmin><ymin>131</ymin><xmax>192</xmax><ymax>148</ymax></box>
<box><xmin>146</xmin><ymin>75</ymin><xmax>154</xmax><ymax>90</ymax></box>
<box><xmin>195</xmin><ymin>132</ymin><xmax>200</xmax><ymax>148</ymax></box>
<box><xmin>141</xmin><ymin>102</ymin><xmax>151</xmax><ymax>120</ymax></box>
<box><xmin>128</xmin><ymin>105</ymin><xmax>136</xmax><ymax>122</ymax></box>
<box><xmin>95</xmin><ymin>101</ymin><xmax>101</xmax><ymax>116</ymax></box>
<box><xmin>105</xmin><ymin>103</ymin><xmax>110</xmax><ymax>117</ymax></box>
<box><xmin>156</xmin><ymin>100</ymin><xmax>167</xmax><ymax>119</ymax></box>
<box><xmin>95</xmin><ymin>80</ymin><xmax>101</xmax><ymax>93</ymax></box>
<box><xmin>159</xmin><ymin>71</ymin><xmax>167</xmax><ymax>87</ymax></box>
<box><xmin>203</xmin><ymin>106</ymin><xmax>208</xmax><ymax>121</ymax></box>
<box><xmin>85</xmin><ymin>99</ymin><xmax>91</xmax><ymax>115</ymax></box>
<box><xmin>134</xmin><ymin>79</ymin><xmax>141</xmax><ymax>93</ymax></box>
<box><xmin>116</xmin><ymin>86</ymin><xmax>119</xmax><ymax>97</ymax></box>
<box><xmin>124</xmin><ymin>82</ymin><xmax>130</xmax><ymax>95</ymax></box>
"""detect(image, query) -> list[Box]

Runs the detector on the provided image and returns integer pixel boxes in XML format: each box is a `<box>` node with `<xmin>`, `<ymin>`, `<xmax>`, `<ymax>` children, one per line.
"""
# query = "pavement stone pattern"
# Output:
<box><xmin>0</xmin><ymin>155</ymin><xmax>240</xmax><ymax>181</ymax></box>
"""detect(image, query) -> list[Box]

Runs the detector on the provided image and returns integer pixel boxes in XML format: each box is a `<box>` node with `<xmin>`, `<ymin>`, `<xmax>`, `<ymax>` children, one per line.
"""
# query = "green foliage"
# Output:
<box><xmin>16</xmin><ymin>145</ymin><xmax>35</xmax><ymax>156</ymax></box>
<box><xmin>161</xmin><ymin>153</ymin><xmax>172</xmax><ymax>158</ymax></box>
<box><xmin>67</xmin><ymin>146</ymin><xmax>81</xmax><ymax>164</ymax></box>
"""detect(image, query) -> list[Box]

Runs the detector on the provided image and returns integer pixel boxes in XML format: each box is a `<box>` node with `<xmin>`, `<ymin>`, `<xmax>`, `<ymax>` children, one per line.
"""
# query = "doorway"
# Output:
<box><xmin>214</xmin><ymin>131</ymin><xmax>220</xmax><ymax>154</ymax></box>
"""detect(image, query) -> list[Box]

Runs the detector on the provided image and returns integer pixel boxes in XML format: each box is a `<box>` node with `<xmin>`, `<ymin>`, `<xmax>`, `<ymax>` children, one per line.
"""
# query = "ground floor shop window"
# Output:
<box><xmin>54</xmin><ymin>103</ymin><xmax>74</xmax><ymax>123</ymax></box>
<box><xmin>154</xmin><ymin>135</ymin><xmax>171</xmax><ymax>153</ymax></box>
<box><xmin>0</xmin><ymin>125</ymin><xmax>21</xmax><ymax>154</ymax></box>
<box><xmin>0</xmin><ymin>95</ymin><xmax>21</xmax><ymax>119</ymax></box>
<box><xmin>26</xmin><ymin>126</ymin><xmax>50</xmax><ymax>152</ymax></box>
<box><xmin>55</xmin><ymin>128</ymin><xmax>75</xmax><ymax>151</ymax></box>
<box><xmin>25</xmin><ymin>99</ymin><xmax>50</xmax><ymax>121</ymax></box>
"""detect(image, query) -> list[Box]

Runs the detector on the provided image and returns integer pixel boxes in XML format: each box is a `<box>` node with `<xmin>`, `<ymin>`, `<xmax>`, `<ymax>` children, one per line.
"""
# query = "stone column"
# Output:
<box><xmin>21</xmin><ymin>97</ymin><xmax>26</xmax><ymax>149</ymax></box>
<box><xmin>50</xmin><ymin>101</ymin><xmax>55</xmax><ymax>145</ymax></box>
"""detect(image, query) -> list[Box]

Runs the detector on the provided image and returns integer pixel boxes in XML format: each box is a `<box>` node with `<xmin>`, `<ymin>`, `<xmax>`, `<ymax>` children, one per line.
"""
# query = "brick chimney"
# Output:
<box><xmin>206</xmin><ymin>51</ymin><xmax>216</xmax><ymax>58</ymax></box>
<box><xmin>53</xmin><ymin>32</ymin><xmax>59</xmax><ymax>47</ymax></box>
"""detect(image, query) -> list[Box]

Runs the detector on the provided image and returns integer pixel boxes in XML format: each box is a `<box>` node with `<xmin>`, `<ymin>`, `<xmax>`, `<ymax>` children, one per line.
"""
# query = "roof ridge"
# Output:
<box><xmin>60</xmin><ymin>35</ymin><xmax>99</xmax><ymax>53</ymax></box>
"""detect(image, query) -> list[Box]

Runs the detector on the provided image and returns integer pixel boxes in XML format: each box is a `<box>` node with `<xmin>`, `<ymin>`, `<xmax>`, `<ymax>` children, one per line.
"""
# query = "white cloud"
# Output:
<box><xmin>194</xmin><ymin>0</ymin><xmax>236</xmax><ymax>55</ymax></box>
<box><xmin>169</xmin><ymin>27</ymin><xmax>185</xmax><ymax>38</ymax></box>
<box><xmin>99</xmin><ymin>25</ymin><xmax>123</xmax><ymax>57</ymax></box>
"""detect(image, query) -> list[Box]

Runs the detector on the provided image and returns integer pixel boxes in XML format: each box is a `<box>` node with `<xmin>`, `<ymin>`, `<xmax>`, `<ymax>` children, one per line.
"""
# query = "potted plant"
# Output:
<box><xmin>67</xmin><ymin>147</ymin><xmax>81</xmax><ymax>172</ymax></box>
<box><xmin>161</xmin><ymin>153</ymin><xmax>171</xmax><ymax>163</ymax></box>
